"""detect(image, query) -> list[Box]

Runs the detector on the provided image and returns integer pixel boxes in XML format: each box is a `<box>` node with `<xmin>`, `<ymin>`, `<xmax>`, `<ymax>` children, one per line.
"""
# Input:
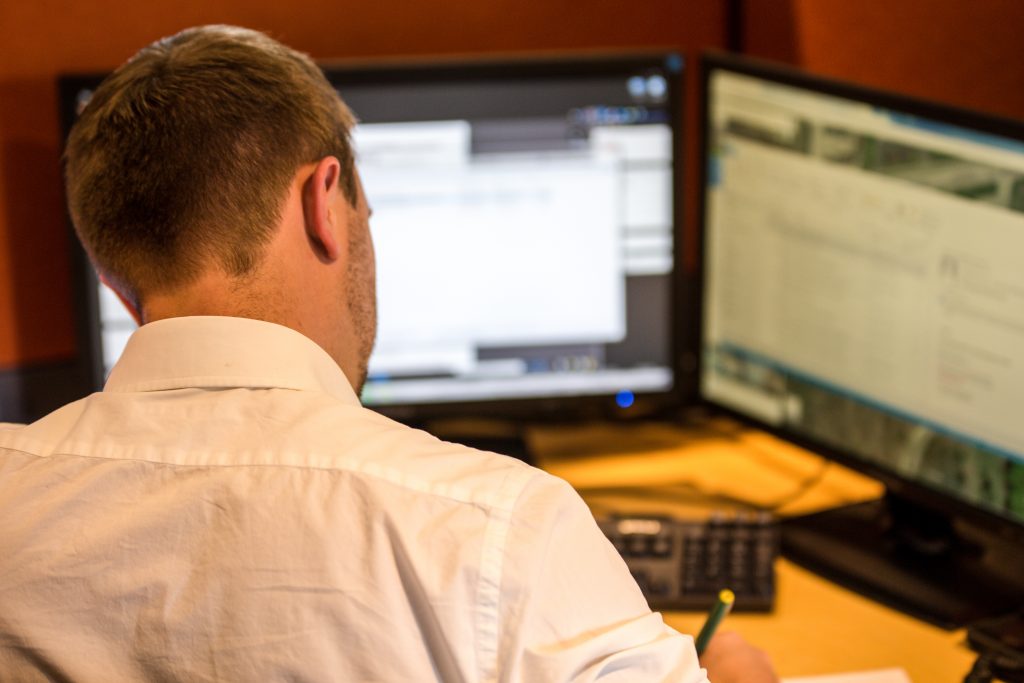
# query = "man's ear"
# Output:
<box><xmin>301</xmin><ymin>156</ymin><xmax>345</xmax><ymax>263</ymax></box>
<box><xmin>98</xmin><ymin>274</ymin><xmax>143</xmax><ymax>326</ymax></box>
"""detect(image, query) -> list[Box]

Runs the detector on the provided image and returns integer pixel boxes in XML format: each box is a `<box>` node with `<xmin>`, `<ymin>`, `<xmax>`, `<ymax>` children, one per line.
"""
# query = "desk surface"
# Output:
<box><xmin>530</xmin><ymin>419</ymin><xmax>977</xmax><ymax>682</ymax></box>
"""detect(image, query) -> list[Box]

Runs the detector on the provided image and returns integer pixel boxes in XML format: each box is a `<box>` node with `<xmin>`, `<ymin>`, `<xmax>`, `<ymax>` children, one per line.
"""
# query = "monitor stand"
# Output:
<box><xmin>781</xmin><ymin>493</ymin><xmax>1024</xmax><ymax>629</ymax></box>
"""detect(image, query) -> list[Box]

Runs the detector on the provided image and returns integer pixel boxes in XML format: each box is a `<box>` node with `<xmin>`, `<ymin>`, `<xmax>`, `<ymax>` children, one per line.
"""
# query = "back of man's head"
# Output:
<box><xmin>64</xmin><ymin>25</ymin><xmax>358</xmax><ymax>309</ymax></box>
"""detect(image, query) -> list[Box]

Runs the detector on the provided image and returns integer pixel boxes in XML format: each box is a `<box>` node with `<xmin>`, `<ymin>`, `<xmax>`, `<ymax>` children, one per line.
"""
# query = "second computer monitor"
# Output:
<box><xmin>699</xmin><ymin>53</ymin><xmax>1024</xmax><ymax>624</ymax></box>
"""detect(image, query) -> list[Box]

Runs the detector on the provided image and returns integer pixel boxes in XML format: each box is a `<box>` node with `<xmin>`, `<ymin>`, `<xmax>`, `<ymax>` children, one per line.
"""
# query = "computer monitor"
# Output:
<box><xmin>699</xmin><ymin>53</ymin><xmax>1024</xmax><ymax>627</ymax></box>
<box><xmin>58</xmin><ymin>52</ymin><xmax>684</xmax><ymax>429</ymax></box>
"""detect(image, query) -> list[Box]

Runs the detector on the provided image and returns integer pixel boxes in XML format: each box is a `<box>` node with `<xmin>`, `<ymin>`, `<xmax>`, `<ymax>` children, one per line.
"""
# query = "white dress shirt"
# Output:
<box><xmin>0</xmin><ymin>316</ymin><xmax>706</xmax><ymax>682</ymax></box>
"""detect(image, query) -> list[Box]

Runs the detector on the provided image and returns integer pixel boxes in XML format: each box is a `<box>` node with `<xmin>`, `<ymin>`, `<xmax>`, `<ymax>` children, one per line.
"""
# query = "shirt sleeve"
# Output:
<box><xmin>497</xmin><ymin>473</ymin><xmax>708</xmax><ymax>683</ymax></box>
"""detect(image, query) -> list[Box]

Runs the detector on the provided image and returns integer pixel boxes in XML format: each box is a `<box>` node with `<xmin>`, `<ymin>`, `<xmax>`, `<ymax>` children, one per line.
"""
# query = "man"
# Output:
<box><xmin>0</xmin><ymin>25</ymin><xmax>777</xmax><ymax>681</ymax></box>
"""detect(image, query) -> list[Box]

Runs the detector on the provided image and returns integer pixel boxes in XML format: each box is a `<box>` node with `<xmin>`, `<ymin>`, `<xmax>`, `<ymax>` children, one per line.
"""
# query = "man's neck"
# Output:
<box><xmin>141</xmin><ymin>271</ymin><xmax>363</xmax><ymax>392</ymax></box>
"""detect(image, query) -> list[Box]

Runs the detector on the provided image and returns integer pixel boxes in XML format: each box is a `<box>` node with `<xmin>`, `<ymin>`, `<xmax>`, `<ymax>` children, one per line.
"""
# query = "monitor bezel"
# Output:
<box><xmin>58</xmin><ymin>73</ymin><xmax>108</xmax><ymax>399</ymax></box>
<box><xmin>58</xmin><ymin>50</ymin><xmax>688</xmax><ymax>426</ymax></box>
<box><xmin>695</xmin><ymin>51</ymin><xmax>1024</xmax><ymax>543</ymax></box>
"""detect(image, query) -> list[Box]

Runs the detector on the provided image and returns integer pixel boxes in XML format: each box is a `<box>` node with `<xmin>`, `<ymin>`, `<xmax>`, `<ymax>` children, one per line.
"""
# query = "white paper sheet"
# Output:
<box><xmin>782</xmin><ymin>668</ymin><xmax>911</xmax><ymax>683</ymax></box>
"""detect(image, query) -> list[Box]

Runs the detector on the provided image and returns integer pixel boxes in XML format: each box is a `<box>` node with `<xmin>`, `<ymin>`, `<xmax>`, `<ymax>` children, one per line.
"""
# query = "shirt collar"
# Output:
<box><xmin>104</xmin><ymin>316</ymin><xmax>360</xmax><ymax>405</ymax></box>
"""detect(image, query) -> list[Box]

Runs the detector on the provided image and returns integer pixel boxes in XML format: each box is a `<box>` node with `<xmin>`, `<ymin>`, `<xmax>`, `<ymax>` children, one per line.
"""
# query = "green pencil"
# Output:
<box><xmin>695</xmin><ymin>588</ymin><xmax>735</xmax><ymax>655</ymax></box>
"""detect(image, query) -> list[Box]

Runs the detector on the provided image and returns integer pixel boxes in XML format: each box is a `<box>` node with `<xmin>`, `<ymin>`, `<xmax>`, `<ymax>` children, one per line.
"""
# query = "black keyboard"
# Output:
<box><xmin>598</xmin><ymin>512</ymin><xmax>779</xmax><ymax>612</ymax></box>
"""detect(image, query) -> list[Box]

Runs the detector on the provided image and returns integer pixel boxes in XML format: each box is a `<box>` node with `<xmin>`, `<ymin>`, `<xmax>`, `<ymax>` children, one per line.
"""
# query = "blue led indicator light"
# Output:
<box><xmin>615</xmin><ymin>390</ymin><xmax>635</xmax><ymax>409</ymax></box>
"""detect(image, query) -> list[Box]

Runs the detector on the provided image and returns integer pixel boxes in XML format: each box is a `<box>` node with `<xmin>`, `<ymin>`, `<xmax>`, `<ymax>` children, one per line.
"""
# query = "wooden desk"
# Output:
<box><xmin>530</xmin><ymin>419</ymin><xmax>978</xmax><ymax>682</ymax></box>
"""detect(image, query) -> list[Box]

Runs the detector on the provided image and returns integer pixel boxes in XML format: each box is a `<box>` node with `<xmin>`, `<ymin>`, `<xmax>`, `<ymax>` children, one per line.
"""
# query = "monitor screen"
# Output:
<box><xmin>61</xmin><ymin>53</ymin><xmax>683</xmax><ymax>421</ymax></box>
<box><xmin>699</xmin><ymin>54</ymin><xmax>1024</xmax><ymax>625</ymax></box>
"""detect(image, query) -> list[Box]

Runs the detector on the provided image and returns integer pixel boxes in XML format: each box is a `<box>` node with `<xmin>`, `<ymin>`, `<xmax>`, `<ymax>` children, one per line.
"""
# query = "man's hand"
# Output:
<box><xmin>699</xmin><ymin>630</ymin><xmax>779</xmax><ymax>683</ymax></box>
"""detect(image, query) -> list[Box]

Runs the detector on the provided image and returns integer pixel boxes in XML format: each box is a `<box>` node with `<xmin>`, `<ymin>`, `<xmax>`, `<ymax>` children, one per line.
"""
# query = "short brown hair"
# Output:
<box><xmin>65</xmin><ymin>25</ymin><xmax>358</xmax><ymax>304</ymax></box>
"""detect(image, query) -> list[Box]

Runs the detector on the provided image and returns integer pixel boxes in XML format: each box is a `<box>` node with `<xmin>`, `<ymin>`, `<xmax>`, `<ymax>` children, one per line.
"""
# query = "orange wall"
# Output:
<box><xmin>744</xmin><ymin>0</ymin><xmax>1024</xmax><ymax>120</ymax></box>
<box><xmin>0</xmin><ymin>0</ymin><xmax>726</xmax><ymax>369</ymax></box>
